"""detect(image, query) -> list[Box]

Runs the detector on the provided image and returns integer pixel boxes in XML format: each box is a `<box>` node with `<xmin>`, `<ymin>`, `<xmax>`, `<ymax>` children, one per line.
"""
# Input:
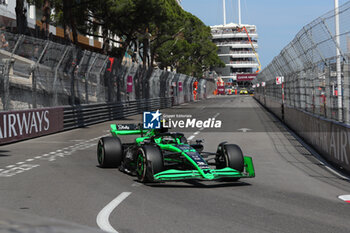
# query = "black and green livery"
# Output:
<box><xmin>97</xmin><ymin>124</ymin><xmax>255</xmax><ymax>183</ymax></box>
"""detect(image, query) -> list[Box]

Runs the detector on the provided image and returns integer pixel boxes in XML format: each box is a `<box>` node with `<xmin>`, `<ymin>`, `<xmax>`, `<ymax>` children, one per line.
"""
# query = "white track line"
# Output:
<box><xmin>131</xmin><ymin>182</ymin><xmax>142</xmax><ymax>187</ymax></box>
<box><xmin>1</xmin><ymin>133</ymin><xmax>111</xmax><ymax>178</ymax></box>
<box><xmin>213</xmin><ymin>113</ymin><xmax>220</xmax><ymax>118</ymax></box>
<box><xmin>97</xmin><ymin>192</ymin><xmax>132</xmax><ymax>233</ymax></box>
<box><xmin>187</xmin><ymin>113</ymin><xmax>220</xmax><ymax>141</ymax></box>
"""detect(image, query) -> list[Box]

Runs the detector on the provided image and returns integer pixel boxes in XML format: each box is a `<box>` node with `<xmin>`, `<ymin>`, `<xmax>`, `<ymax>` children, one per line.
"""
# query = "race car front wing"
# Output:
<box><xmin>153</xmin><ymin>156</ymin><xmax>255</xmax><ymax>181</ymax></box>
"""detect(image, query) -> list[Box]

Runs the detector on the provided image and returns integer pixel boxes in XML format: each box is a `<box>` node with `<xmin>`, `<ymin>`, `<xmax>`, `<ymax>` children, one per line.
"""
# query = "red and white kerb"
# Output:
<box><xmin>338</xmin><ymin>195</ymin><xmax>350</xmax><ymax>203</ymax></box>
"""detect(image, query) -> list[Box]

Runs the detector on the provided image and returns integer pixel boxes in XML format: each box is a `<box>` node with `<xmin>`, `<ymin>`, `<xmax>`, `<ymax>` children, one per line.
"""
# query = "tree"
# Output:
<box><xmin>108</xmin><ymin>0</ymin><xmax>166</xmax><ymax>66</ymax></box>
<box><xmin>41</xmin><ymin>0</ymin><xmax>51</xmax><ymax>35</ymax></box>
<box><xmin>26</xmin><ymin>0</ymin><xmax>51</xmax><ymax>37</ymax></box>
<box><xmin>149</xmin><ymin>0</ymin><xmax>184</xmax><ymax>67</ymax></box>
<box><xmin>155</xmin><ymin>11</ymin><xmax>224</xmax><ymax>76</ymax></box>
<box><xmin>15</xmin><ymin>0</ymin><xmax>28</xmax><ymax>34</ymax></box>
<box><xmin>22</xmin><ymin>0</ymin><xmax>223</xmax><ymax>76</ymax></box>
<box><xmin>77</xmin><ymin>0</ymin><xmax>120</xmax><ymax>54</ymax></box>
<box><xmin>51</xmin><ymin>0</ymin><xmax>80</xmax><ymax>44</ymax></box>
<box><xmin>44</xmin><ymin>0</ymin><xmax>91</xmax><ymax>44</ymax></box>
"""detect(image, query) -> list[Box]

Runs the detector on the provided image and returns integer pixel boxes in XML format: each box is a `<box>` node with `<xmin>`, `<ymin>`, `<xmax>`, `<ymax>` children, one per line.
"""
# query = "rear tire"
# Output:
<box><xmin>97</xmin><ymin>137</ymin><xmax>123</xmax><ymax>168</ymax></box>
<box><xmin>136</xmin><ymin>145</ymin><xmax>164</xmax><ymax>182</ymax></box>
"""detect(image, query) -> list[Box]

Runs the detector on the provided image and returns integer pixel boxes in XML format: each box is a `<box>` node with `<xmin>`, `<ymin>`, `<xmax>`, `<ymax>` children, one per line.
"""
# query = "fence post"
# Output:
<box><xmin>53</xmin><ymin>46</ymin><xmax>70</xmax><ymax>106</ymax></box>
<box><xmin>10</xmin><ymin>35</ymin><xmax>24</xmax><ymax>58</ymax></box>
<box><xmin>325</xmin><ymin>65</ymin><xmax>331</xmax><ymax>119</ymax></box>
<box><xmin>1</xmin><ymin>59</ymin><xmax>14</xmax><ymax>110</ymax></box>
<box><xmin>31</xmin><ymin>64</ymin><xmax>37</xmax><ymax>109</ymax></box>
<box><xmin>85</xmin><ymin>54</ymin><xmax>99</xmax><ymax>104</ymax></box>
<box><xmin>300</xmin><ymin>71</ymin><xmax>306</xmax><ymax>110</ymax></box>
<box><xmin>344</xmin><ymin>62</ymin><xmax>350</xmax><ymax>124</ymax></box>
<box><xmin>97</xmin><ymin>56</ymin><xmax>109</xmax><ymax>102</ymax></box>
<box><xmin>30</xmin><ymin>41</ymin><xmax>50</xmax><ymax>109</ymax></box>
<box><xmin>73</xmin><ymin>50</ymin><xmax>87</xmax><ymax>105</ymax></box>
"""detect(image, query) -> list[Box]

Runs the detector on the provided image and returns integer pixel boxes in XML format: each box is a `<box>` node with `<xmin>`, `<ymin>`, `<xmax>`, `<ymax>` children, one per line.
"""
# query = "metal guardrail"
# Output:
<box><xmin>0</xmin><ymin>97</ymin><xmax>185</xmax><ymax>145</ymax></box>
<box><xmin>63</xmin><ymin>97</ymin><xmax>173</xmax><ymax>130</ymax></box>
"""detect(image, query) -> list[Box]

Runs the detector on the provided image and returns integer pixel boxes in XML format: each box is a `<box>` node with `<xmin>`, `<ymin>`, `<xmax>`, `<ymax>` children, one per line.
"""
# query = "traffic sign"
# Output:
<box><xmin>276</xmin><ymin>76</ymin><xmax>284</xmax><ymax>85</ymax></box>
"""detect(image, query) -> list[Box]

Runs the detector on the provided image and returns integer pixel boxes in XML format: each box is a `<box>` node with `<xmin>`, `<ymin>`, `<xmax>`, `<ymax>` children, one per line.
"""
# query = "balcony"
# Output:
<box><xmin>211</xmin><ymin>28</ymin><xmax>257</xmax><ymax>34</ymax></box>
<box><xmin>218</xmin><ymin>51</ymin><xmax>257</xmax><ymax>58</ymax></box>
<box><xmin>212</xmin><ymin>32</ymin><xmax>258</xmax><ymax>39</ymax></box>
<box><xmin>216</xmin><ymin>41</ymin><xmax>258</xmax><ymax>49</ymax></box>
<box><xmin>226</xmin><ymin>61</ymin><xmax>259</xmax><ymax>68</ymax></box>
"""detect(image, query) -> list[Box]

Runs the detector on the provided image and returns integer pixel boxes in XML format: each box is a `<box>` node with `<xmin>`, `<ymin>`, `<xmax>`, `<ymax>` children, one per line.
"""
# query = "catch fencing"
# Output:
<box><xmin>255</xmin><ymin>1</ymin><xmax>350</xmax><ymax>123</ymax></box>
<box><xmin>0</xmin><ymin>30</ymin><xmax>208</xmax><ymax>111</ymax></box>
<box><xmin>254</xmin><ymin>2</ymin><xmax>350</xmax><ymax>174</ymax></box>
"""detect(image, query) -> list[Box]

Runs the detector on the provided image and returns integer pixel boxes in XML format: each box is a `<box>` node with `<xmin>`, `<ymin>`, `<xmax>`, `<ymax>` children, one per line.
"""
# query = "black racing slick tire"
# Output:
<box><xmin>136</xmin><ymin>145</ymin><xmax>164</xmax><ymax>183</ymax></box>
<box><xmin>216</xmin><ymin>143</ymin><xmax>244</xmax><ymax>172</ymax></box>
<box><xmin>97</xmin><ymin>137</ymin><xmax>123</xmax><ymax>168</ymax></box>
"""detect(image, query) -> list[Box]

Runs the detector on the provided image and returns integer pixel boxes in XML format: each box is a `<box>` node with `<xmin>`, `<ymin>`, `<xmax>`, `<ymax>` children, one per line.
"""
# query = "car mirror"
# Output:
<box><xmin>196</xmin><ymin>139</ymin><xmax>204</xmax><ymax>144</ymax></box>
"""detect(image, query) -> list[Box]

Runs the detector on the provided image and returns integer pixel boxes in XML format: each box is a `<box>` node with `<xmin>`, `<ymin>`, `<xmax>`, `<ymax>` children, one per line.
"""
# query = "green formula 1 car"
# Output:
<box><xmin>97</xmin><ymin>124</ymin><xmax>255</xmax><ymax>183</ymax></box>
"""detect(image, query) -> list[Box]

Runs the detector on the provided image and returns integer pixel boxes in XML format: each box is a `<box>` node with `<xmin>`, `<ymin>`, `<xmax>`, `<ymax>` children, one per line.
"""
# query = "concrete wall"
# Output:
<box><xmin>255</xmin><ymin>93</ymin><xmax>350</xmax><ymax>174</ymax></box>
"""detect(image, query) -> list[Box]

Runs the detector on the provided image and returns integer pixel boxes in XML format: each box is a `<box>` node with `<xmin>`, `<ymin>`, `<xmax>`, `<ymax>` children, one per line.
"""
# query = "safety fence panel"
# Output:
<box><xmin>198</xmin><ymin>79</ymin><xmax>207</xmax><ymax>100</ymax></box>
<box><xmin>255</xmin><ymin>2</ymin><xmax>350</xmax><ymax>123</ymax></box>
<box><xmin>0</xmin><ymin>29</ymin><xmax>210</xmax><ymax>114</ymax></box>
<box><xmin>254</xmin><ymin>1</ymin><xmax>350</xmax><ymax>175</ymax></box>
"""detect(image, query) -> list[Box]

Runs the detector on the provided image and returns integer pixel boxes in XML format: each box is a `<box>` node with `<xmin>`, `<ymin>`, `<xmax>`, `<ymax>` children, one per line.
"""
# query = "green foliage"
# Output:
<box><xmin>155</xmin><ymin>10</ymin><xmax>225</xmax><ymax>76</ymax></box>
<box><xmin>24</xmin><ymin>0</ymin><xmax>223</xmax><ymax>76</ymax></box>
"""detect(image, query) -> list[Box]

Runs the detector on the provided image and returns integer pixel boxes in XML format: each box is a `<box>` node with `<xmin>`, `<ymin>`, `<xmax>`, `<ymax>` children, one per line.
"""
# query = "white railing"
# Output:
<box><xmin>229</xmin><ymin>61</ymin><xmax>257</xmax><ymax>64</ymax></box>
<box><xmin>216</xmin><ymin>41</ymin><xmax>257</xmax><ymax>46</ymax></box>
<box><xmin>212</xmin><ymin>29</ymin><xmax>256</xmax><ymax>35</ymax></box>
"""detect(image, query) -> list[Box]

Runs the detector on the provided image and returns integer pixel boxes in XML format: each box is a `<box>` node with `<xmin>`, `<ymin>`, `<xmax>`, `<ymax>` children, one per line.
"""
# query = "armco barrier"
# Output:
<box><xmin>63</xmin><ymin>97</ymin><xmax>172</xmax><ymax>130</ymax></box>
<box><xmin>1</xmin><ymin>77</ymin><xmax>211</xmax><ymax>145</ymax></box>
<box><xmin>0</xmin><ymin>97</ymin><xmax>173</xmax><ymax>145</ymax></box>
<box><xmin>255</xmin><ymin>94</ymin><xmax>350</xmax><ymax>174</ymax></box>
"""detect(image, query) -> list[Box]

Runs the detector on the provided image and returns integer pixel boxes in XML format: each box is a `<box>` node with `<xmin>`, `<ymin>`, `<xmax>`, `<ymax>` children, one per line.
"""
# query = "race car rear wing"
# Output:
<box><xmin>110</xmin><ymin>124</ymin><xmax>149</xmax><ymax>136</ymax></box>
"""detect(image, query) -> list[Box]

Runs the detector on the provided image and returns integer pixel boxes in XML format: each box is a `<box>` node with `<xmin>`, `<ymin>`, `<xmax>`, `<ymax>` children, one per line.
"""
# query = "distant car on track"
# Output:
<box><xmin>239</xmin><ymin>88</ymin><xmax>249</xmax><ymax>95</ymax></box>
<box><xmin>97</xmin><ymin>124</ymin><xmax>255</xmax><ymax>183</ymax></box>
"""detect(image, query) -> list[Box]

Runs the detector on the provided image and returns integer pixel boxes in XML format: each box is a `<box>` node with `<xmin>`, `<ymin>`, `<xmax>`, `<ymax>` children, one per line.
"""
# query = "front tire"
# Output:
<box><xmin>216</xmin><ymin>144</ymin><xmax>244</xmax><ymax>181</ymax></box>
<box><xmin>136</xmin><ymin>145</ymin><xmax>164</xmax><ymax>182</ymax></box>
<box><xmin>97</xmin><ymin>137</ymin><xmax>123</xmax><ymax>168</ymax></box>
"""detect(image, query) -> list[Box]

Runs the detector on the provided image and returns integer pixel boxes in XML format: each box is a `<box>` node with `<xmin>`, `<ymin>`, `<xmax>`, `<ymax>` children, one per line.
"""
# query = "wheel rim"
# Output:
<box><xmin>136</xmin><ymin>152</ymin><xmax>146</xmax><ymax>180</ymax></box>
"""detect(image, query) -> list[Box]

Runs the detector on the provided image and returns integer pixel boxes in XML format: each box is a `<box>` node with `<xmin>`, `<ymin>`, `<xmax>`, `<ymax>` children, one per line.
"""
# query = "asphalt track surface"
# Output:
<box><xmin>1</xmin><ymin>96</ymin><xmax>350</xmax><ymax>233</ymax></box>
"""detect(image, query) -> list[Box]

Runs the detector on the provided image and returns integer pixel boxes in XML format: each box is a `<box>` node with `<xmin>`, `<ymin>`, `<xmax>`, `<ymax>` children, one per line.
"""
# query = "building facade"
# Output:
<box><xmin>0</xmin><ymin>0</ymin><xmax>36</xmax><ymax>30</ymax></box>
<box><xmin>211</xmin><ymin>23</ymin><xmax>259</xmax><ymax>87</ymax></box>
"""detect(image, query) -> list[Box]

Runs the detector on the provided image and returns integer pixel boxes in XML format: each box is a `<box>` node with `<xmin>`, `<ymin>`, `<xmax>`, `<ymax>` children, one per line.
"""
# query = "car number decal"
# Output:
<box><xmin>185</xmin><ymin>152</ymin><xmax>209</xmax><ymax>169</ymax></box>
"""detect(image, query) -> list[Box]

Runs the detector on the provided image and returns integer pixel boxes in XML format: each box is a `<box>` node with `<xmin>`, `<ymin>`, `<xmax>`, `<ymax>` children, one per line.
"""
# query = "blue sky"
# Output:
<box><xmin>181</xmin><ymin>0</ymin><xmax>349</xmax><ymax>68</ymax></box>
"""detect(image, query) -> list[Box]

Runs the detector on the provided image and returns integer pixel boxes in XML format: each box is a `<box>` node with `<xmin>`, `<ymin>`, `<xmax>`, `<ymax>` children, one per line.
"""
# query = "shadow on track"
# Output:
<box><xmin>0</xmin><ymin>150</ymin><xmax>11</xmax><ymax>157</ymax></box>
<box><xmin>141</xmin><ymin>180</ymin><xmax>252</xmax><ymax>189</ymax></box>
